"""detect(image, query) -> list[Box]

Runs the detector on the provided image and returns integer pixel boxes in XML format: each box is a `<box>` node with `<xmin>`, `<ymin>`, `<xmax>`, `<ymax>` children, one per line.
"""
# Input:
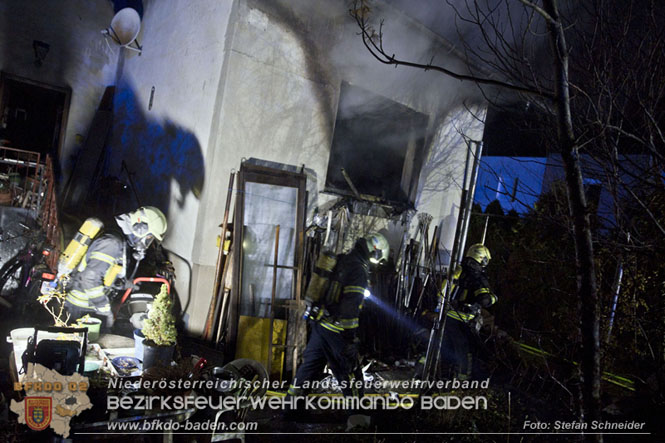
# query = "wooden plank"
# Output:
<box><xmin>203</xmin><ymin>171</ymin><xmax>235</xmax><ymax>340</ymax></box>
<box><xmin>227</xmin><ymin>170</ymin><xmax>244</xmax><ymax>356</ymax></box>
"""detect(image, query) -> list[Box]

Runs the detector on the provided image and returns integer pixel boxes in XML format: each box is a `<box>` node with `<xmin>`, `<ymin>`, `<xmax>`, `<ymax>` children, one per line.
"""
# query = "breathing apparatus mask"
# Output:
<box><xmin>365</xmin><ymin>232</ymin><xmax>390</xmax><ymax>265</ymax></box>
<box><xmin>115</xmin><ymin>206</ymin><xmax>167</xmax><ymax>261</ymax></box>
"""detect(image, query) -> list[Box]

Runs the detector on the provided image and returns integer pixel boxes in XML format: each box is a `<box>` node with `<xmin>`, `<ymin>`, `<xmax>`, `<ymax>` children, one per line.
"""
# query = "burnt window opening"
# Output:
<box><xmin>325</xmin><ymin>82</ymin><xmax>429</xmax><ymax>211</ymax></box>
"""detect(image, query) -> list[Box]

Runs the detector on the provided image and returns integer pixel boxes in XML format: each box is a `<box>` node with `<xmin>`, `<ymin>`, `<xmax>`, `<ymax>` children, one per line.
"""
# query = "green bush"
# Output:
<box><xmin>142</xmin><ymin>284</ymin><xmax>177</xmax><ymax>346</ymax></box>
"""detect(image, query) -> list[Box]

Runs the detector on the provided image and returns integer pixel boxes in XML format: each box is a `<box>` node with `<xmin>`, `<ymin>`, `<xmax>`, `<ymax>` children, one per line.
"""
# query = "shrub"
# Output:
<box><xmin>142</xmin><ymin>284</ymin><xmax>177</xmax><ymax>346</ymax></box>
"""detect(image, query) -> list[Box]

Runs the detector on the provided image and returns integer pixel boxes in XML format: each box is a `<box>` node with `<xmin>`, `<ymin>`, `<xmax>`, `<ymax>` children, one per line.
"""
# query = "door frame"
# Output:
<box><xmin>227</xmin><ymin>161</ymin><xmax>307</xmax><ymax>363</ymax></box>
<box><xmin>0</xmin><ymin>71</ymin><xmax>71</xmax><ymax>159</ymax></box>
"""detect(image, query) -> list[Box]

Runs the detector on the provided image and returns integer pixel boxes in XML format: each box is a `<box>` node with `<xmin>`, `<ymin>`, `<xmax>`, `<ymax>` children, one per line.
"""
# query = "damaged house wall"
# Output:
<box><xmin>0</xmin><ymin>0</ymin><xmax>118</xmax><ymax>182</ymax></box>
<box><xmin>2</xmin><ymin>0</ymin><xmax>486</xmax><ymax>336</ymax></box>
<box><xmin>183</xmin><ymin>0</ymin><xmax>487</xmax><ymax>333</ymax></box>
<box><xmin>105</xmin><ymin>0</ymin><xmax>486</xmax><ymax>334</ymax></box>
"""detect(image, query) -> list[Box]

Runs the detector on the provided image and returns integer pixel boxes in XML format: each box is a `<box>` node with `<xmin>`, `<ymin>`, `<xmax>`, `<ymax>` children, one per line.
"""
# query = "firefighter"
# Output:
<box><xmin>63</xmin><ymin>206</ymin><xmax>167</xmax><ymax>329</ymax></box>
<box><xmin>285</xmin><ymin>233</ymin><xmax>389</xmax><ymax>423</ymax></box>
<box><xmin>439</xmin><ymin>243</ymin><xmax>496</xmax><ymax>380</ymax></box>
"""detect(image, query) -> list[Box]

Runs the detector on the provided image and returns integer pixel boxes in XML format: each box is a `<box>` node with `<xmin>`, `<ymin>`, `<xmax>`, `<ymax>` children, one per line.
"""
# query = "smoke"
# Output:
<box><xmin>369</xmin><ymin>0</ymin><xmax>586</xmax><ymax>107</ymax></box>
<box><xmin>255</xmin><ymin>0</ymin><xmax>486</xmax><ymax>121</ymax></box>
<box><xmin>241</xmin><ymin>0</ymin><xmax>570</xmax><ymax>226</ymax></box>
<box><xmin>332</xmin><ymin>0</ymin><xmax>485</xmax><ymax>119</ymax></box>
<box><xmin>247</xmin><ymin>0</ymin><xmax>497</xmax><ymax>209</ymax></box>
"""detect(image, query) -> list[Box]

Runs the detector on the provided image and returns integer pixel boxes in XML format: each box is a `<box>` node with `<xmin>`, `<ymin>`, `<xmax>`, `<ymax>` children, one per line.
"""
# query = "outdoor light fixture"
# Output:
<box><xmin>364</xmin><ymin>289</ymin><xmax>371</xmax><ymax>298</ymax></box>
<box><xmin>33</xmin><ymin>40</ymin><xmax>50</xmax><ymax>67</ymax></box>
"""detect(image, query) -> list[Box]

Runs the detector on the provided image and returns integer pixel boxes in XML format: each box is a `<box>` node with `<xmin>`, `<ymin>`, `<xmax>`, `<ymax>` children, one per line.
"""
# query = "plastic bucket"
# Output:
<box><xmin>8</xmin><ymin>328</ymin><xmax>34</xmax><ymax>378</ymax></box>
<box><xmin>78</xmin><ymin>318</ymin><xmax>102</xmax><ymax>342</ymax></box>
<box><xmin>128</xmin><ymin>293</ymin><xmax>154</xmax><ymax>314</ymax></box>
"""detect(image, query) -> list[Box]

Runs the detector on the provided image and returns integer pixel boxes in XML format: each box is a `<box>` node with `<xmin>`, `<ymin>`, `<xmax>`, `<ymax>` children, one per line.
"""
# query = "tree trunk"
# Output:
<box><xmin>543</xmin><ymin>0</ymin><xmax>602</xmax><ymax>440</ymax></box>
<box><xmin>660</xmin><ymin>283</ymin><xmax>665</xmax><ymax>402</ymax></box>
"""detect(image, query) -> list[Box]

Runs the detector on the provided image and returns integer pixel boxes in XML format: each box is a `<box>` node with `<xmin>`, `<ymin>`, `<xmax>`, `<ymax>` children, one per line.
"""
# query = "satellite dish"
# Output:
<box><xmin>102</xmin><ymin>7</ymin><xmax>142</xmax><ymax>53</ymax></box>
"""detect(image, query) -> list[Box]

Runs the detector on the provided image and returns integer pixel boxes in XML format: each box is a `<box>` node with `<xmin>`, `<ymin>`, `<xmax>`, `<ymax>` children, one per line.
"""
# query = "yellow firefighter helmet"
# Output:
<box><xmin>466</xmin><ymin>243</ymin><xmax>491</xmax><ymax>267</ymax></box>
<box><xmin>116</xmin><ymin>206</ymin><xmax>167</xmax><ymax>251</ymax></box>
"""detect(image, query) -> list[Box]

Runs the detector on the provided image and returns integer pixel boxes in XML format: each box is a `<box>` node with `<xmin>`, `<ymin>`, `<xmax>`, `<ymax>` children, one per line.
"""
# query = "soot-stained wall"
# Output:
<box><xmin>104</xmin><ymin>0</ymin><xmax>487</xmax><ymax>333</ymax></box>
<box><xmin>0</xmin><ymin>0</ymin><xmax>118</xmax><ymax>182</ymax></box>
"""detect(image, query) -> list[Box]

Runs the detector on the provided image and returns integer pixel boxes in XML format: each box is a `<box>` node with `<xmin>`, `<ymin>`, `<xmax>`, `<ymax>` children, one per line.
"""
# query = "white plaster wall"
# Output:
<box><xmin>416</xmin><ymin>105</ymin><xmax>487</xmax><ymax>266</ymax></box>
<box><xmin>108</xmin><ymin>0</ymin><xmax>235</xmax><ymax>324</ymax></box>
<box><xmin>332</xmin><ymin>0</ymin><xmax>475</xmax><ymax>118</ymax></box>
<box><xmin>331</xmin><ymin>0</ymin><xmax>489</xmax><ymax>264</ymax></box>
<box><xmin>0</xmin><ymin>0</ymin><xmax>118</xmax><ymax>175</ymax></box>
<box><xmin>188</xmin><ymin>2</ymin><xmax>337</xmax><ymax>332</ymax></box>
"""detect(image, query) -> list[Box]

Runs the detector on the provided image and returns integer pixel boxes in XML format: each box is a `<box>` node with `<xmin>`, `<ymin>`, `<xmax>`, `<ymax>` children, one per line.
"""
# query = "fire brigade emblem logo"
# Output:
<box><xmin>25</xmin><ymin>397</ymin><xmax>52</xmax><ymax>431</ymax></box>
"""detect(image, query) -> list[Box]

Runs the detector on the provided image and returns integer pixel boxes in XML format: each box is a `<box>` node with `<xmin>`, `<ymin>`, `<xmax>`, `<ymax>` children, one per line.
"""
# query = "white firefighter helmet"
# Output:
<box><xmin>365</xmin><ymin>232</ymin><xmax>390</xmax><ymax>264</ymax></box>
<box><xmin>466</xmin><ymin>243</ymin><xmax>491</xmax><ymax>267</ymax></box>
<box><xmin>116</xmin><ymin>206</ymin><xmax>167</xmax><ymax>252</ymax></box>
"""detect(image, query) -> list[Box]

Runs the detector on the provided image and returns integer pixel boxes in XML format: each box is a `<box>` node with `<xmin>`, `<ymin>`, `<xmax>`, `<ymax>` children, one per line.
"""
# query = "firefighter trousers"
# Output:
<box><xmin>441</xmin><ymin>316</ymin><xmax>476</xmax><ymax>379</ymax></box>
<box><xmin>287</xmin><ymin>322</ymin><xmax>363</xmax><ymax>406</ymax></box>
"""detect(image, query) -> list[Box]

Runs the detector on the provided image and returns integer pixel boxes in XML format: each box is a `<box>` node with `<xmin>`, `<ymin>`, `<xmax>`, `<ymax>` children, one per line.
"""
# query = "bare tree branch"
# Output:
<box><xmin>350</xmin><ymin>1</ymin><xmax>554</xmax><ymax>100</ymax></box>
<box><xmin>518</xmin><ymin>0</ymin><xmax>556</xmax><ymax>24</ymax></box>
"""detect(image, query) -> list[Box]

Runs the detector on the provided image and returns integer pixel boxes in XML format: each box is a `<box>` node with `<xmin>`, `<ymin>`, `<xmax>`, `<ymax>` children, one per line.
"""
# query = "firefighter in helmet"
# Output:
<box><xmin>285</xmin><ymin>233</ymin><xmax>389</xmax><ymax>422</ymax></box>
<box><xmin>440</xmin><ymin>243</ymin><xmax>496</xmax><ymax>379</ymax></box>
<box><xmin>63</xmin><ymin>206</ymin><xmax>168</xmax><ymax>329</ymax></box>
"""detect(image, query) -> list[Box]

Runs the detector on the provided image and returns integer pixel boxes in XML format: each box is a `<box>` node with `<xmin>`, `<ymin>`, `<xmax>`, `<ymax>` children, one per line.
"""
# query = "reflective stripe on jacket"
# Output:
<box><xmin>65</xmin><ymin>233</ymin><xmax>124</xmax><ymax>311</ymax></box>
<box><xmin>441</xmin><ymin>257</ymin><xmax>496</xmax><ymax>321</ymax></box>
<box><xmin>320</xmin><ymin>241</ymin><xmax>370</xmax><ymax>336</ymax></box>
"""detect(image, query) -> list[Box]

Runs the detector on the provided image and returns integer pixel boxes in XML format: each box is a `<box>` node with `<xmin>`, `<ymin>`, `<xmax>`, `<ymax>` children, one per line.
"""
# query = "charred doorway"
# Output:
<box><xmin>0</xmin><ymin>73</ymin><xmax>70</xmax><ymax>167</ymax></box>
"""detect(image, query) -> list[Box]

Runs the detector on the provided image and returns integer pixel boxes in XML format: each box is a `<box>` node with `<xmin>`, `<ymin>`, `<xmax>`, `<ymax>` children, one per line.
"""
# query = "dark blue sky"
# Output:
<box><xmin>475</xmin><ymin>156</ymin><xmax>547</xmax><ymax>213</ymax></box>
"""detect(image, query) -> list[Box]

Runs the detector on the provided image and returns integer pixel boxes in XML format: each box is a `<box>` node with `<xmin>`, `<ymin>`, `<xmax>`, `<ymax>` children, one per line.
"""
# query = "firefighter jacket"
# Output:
<box><xmin>319</xmin><ymin>240</ymin><xmax>370</xmax><ymax>339</ymax></box>
<box><xmin>65</xmin><ymin>233</ymin><xmax>125</xmax><ymax>314</ymax></box>
<box><xmin>443</xmin><ymin>257</ymin><xmax>497</xmax><ymax>322</ymax></box>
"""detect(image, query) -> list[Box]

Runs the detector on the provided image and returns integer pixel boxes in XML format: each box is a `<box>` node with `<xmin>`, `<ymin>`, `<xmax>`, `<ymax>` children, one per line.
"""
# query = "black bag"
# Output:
<box><xmin>21</xmin><ymin>326</ymin><xmax>88</xmax><ymax>376</ymax></box>
<box><xmin>34</xmin><ymin>339</ymin><xmax>83</xmax><ymax>376</ymax></box>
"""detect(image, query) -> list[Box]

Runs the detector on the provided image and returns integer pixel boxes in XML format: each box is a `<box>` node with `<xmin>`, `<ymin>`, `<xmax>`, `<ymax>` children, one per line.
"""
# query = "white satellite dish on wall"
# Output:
<box><xmin>102</xmin><ymin>7</ymin><xmax>142</xmax><ymax>54</ymax></box>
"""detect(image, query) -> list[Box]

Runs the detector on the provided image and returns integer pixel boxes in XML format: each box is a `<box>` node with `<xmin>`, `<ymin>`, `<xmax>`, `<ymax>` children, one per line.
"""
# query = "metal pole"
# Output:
<box><xmin>421</xmin><ymin>142</ymin><xmax>473</xmax><ymax>382</ymax></box>
<box><xmin>406</xmin><ymin>214</ymin><xmax>430</xmax><ymax>309</ymax></box>
<box><xmin>215</xmin><ymin>288</ymin><xmax>231</xmax><ymax>345</ymax></box>
<box><xmin>458</xmin><ymin>141</ymin><xmax>484</xmax><ymax>263</ymax></box>
<box><xmin>606</xmin><ymin>233</ymin><xmax>629</xmax><ymax>343</ymax></box>
<box><xmin>481</xmin><ymin>215</ymin><xmax>490</xmax><ymax>245</ymax></box>
<box><xmin>203</xmin><ymin>171</ymin><xmax>235</xmax><ymax>340</ymax></box>
<box><xmin>267</xmin><ymin>225</ymin><xmax>281</xmax><ymax>381</ymax></box>
<box><xmin>456</xmin><ymin>142</ymin><xmax>474</xmax><ymax>264</ymax></box>
<box><xmin>395</xmin><ymin>211</ymin><xmax>414</xmax><ymax>310</ymax></box>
